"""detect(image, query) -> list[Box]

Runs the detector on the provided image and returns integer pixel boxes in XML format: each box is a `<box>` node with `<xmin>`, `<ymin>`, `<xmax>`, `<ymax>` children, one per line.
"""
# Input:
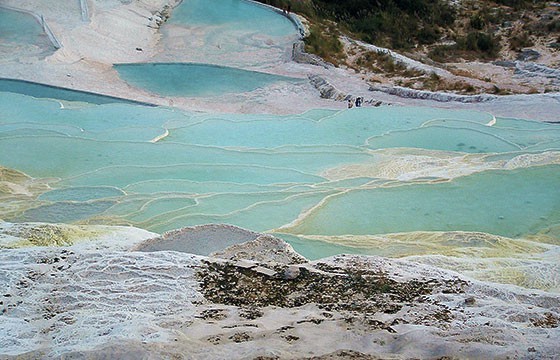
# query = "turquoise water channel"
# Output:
<box><xmin>0</xmin><ymin>79</ymin><xmax>152</xmax><ymax>105</ymax></box>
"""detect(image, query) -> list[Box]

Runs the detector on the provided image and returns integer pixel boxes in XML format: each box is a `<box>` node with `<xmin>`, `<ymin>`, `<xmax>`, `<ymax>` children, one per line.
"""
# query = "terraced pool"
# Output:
<box><xmin>114</xmin><ymin>63</ymin><xmax>304</xmax><ymax>97</ymax></box>
<box><xmin>0</xmin><ymin>6</ymin><xmax>54</xmax><ymax>59</ymax></box>
<box><xmin>1</xmin><ymin>88</ymin><xmax>559</xmax><ymax>293</ymax></box>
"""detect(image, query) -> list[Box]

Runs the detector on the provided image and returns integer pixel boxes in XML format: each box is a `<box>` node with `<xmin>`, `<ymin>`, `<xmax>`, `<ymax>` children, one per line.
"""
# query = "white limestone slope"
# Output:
<box><xmin>0</xmin><ymin>224</ymin><xmax>558</xmax><ymax>359</ymax></box>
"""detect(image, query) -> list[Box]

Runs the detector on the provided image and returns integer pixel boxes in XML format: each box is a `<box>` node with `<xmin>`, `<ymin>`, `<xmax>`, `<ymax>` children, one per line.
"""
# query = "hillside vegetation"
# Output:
<box><xmin>258</xmin><ymin>0</ymin><xmax>560</xmax><ymax>94</ymax></box>
<box><xmin>260</xmin><ymin>0</ymin><xmax>558</xmax><ymax>57</ymax></box>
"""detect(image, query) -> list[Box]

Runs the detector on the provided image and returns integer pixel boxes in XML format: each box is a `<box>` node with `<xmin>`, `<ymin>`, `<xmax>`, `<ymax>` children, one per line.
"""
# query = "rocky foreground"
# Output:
<box><xmin>1</xmin><ymin>223</ymin><xmax>559</xmax><ymax>359</ymax></box>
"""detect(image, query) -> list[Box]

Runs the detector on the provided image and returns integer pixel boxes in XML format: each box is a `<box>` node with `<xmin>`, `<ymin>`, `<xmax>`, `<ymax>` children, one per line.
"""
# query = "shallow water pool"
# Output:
<box><xmin>170</xmin><ymin>0</ymin><xmax>295</xmax><ymax>36</ymax></box>
<box><xmin>0</xmin><ymin>7</ymin><xmax>54</xmax><ymax>59</ymax></box>
<box><xmin>1</xmin><ymin>87</ymin><xmax>559</xmax><ymax>291</ymax></box>
<box><xmin>1</xmin><ymin>90</ymin><xmax>558</xmax><ymax>235</ymax></box>
<box><xmin>114</xmin><ymin>63</ymin><xmax>304</xmax><ymax>97</ymax></box>
<box><xmin>156</xmin><ymin>0</ymin><xmax>299</xmax><ymax>67</ymax></box>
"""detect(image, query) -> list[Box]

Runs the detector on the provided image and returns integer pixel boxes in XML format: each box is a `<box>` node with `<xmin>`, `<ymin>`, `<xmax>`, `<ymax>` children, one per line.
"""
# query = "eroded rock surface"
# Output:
<box><xmin>0</xmin><ymin>225</ymin><xmax>559</xmax><ymax>359</ymax></box>
<box><xmin>0</xmin><ymin>221</ymin><xmax>156</xmax><ymax>250</ymax></box>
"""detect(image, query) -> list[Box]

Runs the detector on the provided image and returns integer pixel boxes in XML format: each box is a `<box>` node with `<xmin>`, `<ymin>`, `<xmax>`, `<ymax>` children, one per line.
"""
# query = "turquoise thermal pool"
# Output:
<box><xmin>170</xmin><ymin>0</ymin><xmax>296</xmax><ymax>36</ymax></box>
<box><xmin>116</xmin><ymin>0</ymin><xmax>302</xmax><ymax>96</ymax></box>
<box><xmin>1</xmin><ymin>0</ymin><xmax>560</xmax><ymax>292</ymax></box>
<box><xmin>157</xmin><ymin>0</ymin><xmax>299</xmax><ymax>67</ymax></box>
<box><xmin>0</xmin><ymin>7</ymin><xmax>54</xmax><ymax>59</ymax></box>
<box><xmin>1</xmin><ymin>87</ymin><xmax>559</xmax><ymax>290</ymax></box>
<box><xmin>114</xmin><ymin>63</ymin><xmax>304</xmax><ymax>97</ymax></box>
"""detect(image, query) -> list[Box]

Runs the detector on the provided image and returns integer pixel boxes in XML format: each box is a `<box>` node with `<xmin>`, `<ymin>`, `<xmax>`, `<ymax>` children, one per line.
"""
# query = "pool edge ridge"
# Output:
<box><xmin>0</xmin><ymin>77</ymin><xmax>159</xmax><ymax>107</ymax></box>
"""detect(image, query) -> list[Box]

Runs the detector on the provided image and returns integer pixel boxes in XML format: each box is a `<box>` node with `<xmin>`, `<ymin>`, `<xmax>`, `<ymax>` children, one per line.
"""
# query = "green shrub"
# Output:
<box><xmin>469</xmin><ymin>14</ymin><xmax>485</xmax><ymax>30</ymax></box>
<box><xmin>418</xmin><ymin>25</ymin><xmax>441</xmax><ymax>45</ymax></box>
<box><xmin>463</xmin><ymin>31</ymin><xmax>500</xmax><ymax>56</ymax></box>
<box><xmin>547</xmin><ymin>20</ymin><xmax>560</xmax><ymax>33</ymax></box>
<box><xmin>299</xmin><ymin>0</ymin><xmax>455</xmax><ymax>49</ymax></box>
<box><xmin>304</xmin><ymin>24</ymin><xmax>345</xmax><ymax>64</ymax></box>
<box><xmin>494</xmin><ymin>0</ymin><xmax>547</xmax><ymax>11</ymax></box>
<box><xmin>428</xmin><ymin>45</ymin><xmax>455</xmax><ymax>62</ymax></box>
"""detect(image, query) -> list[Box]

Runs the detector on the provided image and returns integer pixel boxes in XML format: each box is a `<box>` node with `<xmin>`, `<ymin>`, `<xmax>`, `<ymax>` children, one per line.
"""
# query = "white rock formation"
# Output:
<box><xmin>0</xmin><ymin>224</ymin><xmax>558</xmax><ymax>359</ymax></box>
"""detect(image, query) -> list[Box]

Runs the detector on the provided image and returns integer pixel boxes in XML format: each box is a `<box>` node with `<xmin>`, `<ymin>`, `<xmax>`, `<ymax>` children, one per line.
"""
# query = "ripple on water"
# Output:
<box><xmin>16</xmin><ymin>200</ymin><xmax>117</xmax><ymax>224</ymax></box>
<box><xmin>39</xmin><ymin>187</ymin><xmax>125</xmax><ymax>202</ymax></box>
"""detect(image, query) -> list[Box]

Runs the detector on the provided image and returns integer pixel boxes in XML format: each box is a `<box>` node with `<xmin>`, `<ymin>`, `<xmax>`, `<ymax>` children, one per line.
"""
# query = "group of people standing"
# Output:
<box><xmin>348</xmin><ymin>97</ymin><xmax>363</xmax><ymax>108</ymax></box>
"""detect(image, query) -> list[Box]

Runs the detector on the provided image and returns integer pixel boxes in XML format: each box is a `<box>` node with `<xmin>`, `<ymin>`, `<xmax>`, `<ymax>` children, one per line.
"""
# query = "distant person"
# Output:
<box><xmin>287</xmin><ymin>4</ymin><xmax>291</xmax><ymax>14</ymax></box>
<box><xmin>347</xmin><ymin>99</ymin><xmax>353</xmax><ymax>108</ymax></box>
<box><xmin>355</xmin><ymin>97</ymin><xmax>362</xmax><ymax>107</ymax></box>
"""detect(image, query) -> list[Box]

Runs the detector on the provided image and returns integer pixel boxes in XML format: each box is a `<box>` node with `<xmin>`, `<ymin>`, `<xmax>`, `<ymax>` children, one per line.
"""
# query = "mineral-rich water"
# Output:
<box><xmin>114</xmin><ymin>63</ymin><xmax>304</xmax><ymax>97</ymax></box>
<box><xmin>1</xmin><ymin>91</ymin><xmax>559</xmax><ymax>236</ymax></box>
<box><xmin>0</xmin><ymin>7</ymin><xmax>54</xmax><ymax>59</ymax></box>
<box><xmin>156</xmin><ymin>0</ymin><xmax>299</xmax><ymax>67</ymax></box>
<box><xmin>1</xmin><ymin>0</ymin><xmax>559</xmax><ymax>292</ymax></box>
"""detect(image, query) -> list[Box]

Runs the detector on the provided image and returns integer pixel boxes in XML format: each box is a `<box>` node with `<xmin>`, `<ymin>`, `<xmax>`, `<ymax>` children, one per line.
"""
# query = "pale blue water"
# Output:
<box><xmin>0</xmin><ymin>7</ymin><xmax>54</xmax><ymax>57</ymax></box>
<box><xmin>0</xmin><ymin>79</ymin><xmax>152</xmax><ymax>105</ymax></box>
<box><xmin>1</xmin><ymin>0</ymin><xmax>560</xmax><ymax>293</ymax></box>
<box><xmin>155</xmin><ymin>0</ymin><xmax>299</xmax><ymax>68</ymax></box>
<box><xmin>114</xmin><ymin>63</ymin><xmax>303</xmax><ymax>97</ymax></box>
<box><xmin>169</xmin><ymin>0</ymin><xmax>296</xmax><ymax>37</ymax></box>
<box><xmin>285</xmin><ymin>165</ymin><xmax>560</xmax><ymax>239</ymax></box>
<box><xmin>1</xmin><ymin>90</ymin><xmax>559</xmax><ymax>246</ymax></box>
<box><xmin>38</xmin><ymin>187</ymin><xmax>126</xmax><ymax>202</ymax></box>
<box><xmin>115</xmin><ymin>0</ymin><xmax>301</xmax><ymax>96</ymax></box>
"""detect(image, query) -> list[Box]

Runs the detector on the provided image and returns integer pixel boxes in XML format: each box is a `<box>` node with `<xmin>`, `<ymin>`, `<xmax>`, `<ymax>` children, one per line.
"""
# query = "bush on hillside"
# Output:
<box><xmin>304</xmin><ymin>23</ymin><xmax>345</xmax><ymax>65</ymax></box>
<box><xmin>256</xmin><ymin>0</ymin><xmax>456</xmax><ymax>49</ymax></box>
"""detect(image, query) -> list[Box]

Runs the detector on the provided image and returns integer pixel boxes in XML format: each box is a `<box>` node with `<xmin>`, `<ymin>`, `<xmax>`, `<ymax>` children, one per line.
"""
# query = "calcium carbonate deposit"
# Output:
<box><xmin>1</xmin><ymin>0</ymin><xmax>559</xmax><ymax>358</ymax></box>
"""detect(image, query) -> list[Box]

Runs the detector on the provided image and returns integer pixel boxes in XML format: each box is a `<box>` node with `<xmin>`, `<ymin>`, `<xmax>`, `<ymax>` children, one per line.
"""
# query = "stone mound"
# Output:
<box><xmin>211</xmin><ymin>233</ymin><xmax>307</xmax><ymax>264</ymax></box>
<box><xmin>131</xmin><ymin>224</ymin><xmax>262</xmax><ymax>256</ymax></box>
